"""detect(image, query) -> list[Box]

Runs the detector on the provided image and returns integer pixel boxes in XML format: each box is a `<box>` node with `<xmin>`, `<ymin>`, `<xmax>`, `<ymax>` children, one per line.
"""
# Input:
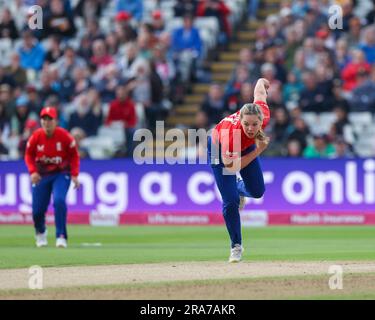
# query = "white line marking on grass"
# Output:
<box><xmin>80</xmin><ymin>243</ymin><xmax>103</xmax><ymax>247</ymax></box>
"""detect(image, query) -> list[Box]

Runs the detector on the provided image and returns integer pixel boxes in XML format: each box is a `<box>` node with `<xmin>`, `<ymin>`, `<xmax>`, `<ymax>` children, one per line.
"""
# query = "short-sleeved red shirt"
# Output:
<box><xmin>212</xmin><ymin>100</ymin><xmax>270</xmax><ymax>160</ymax></box>
<box><xmin>25</xmin><ymin>127</ymin><xmax>80</xmax><ymax>176</ymax></box>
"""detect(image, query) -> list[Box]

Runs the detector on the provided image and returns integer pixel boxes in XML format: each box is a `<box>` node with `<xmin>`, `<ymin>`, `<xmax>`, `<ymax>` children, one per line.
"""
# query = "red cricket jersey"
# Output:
<box><xmin>25</xmin><ymin>127</ymin><xmax>80</xmax><ymax>176</ymax></box>
<box><xmin>212</xmin><ymin>100</ymin><xmax>270</xmax><ymax>160</ymax></box>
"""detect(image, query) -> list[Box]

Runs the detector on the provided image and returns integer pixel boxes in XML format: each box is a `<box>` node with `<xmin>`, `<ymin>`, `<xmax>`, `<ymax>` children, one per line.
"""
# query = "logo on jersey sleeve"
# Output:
<box><xmin>37</xmin><ymin>145</ymin><xmax>44</xmax><ymax>152</ymax></box>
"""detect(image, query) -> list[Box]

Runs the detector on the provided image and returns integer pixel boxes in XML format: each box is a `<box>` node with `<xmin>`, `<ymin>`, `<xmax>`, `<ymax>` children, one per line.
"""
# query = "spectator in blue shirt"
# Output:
<box><xmin>359</xmin><ymin>26</ymin><xmax>375</xmax><ymax>64</ymax></box>
<box><xmin>171</xmin><ymin>14</ymin><xmax>202</xmax><ymax>58</ymax></box>
<box><xmin>18</xmin><ymin>30</ymin><xmax>45</xmax><ymax>71</ymax></box>
<box><xmin>171</xmin><ymin>14</ymin><xmax>202</xmax><ymax>84</ymax></box>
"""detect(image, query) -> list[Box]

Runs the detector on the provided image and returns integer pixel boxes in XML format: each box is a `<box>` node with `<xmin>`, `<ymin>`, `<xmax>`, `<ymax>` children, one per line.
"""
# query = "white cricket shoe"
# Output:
<box><xmin>56</xmin><ymin>237</ymin><xmax>67</xmax><ymax>248</ymax></box>
<box><xmin>228</xmin><ymin>244</ymin><xmax>244</xmax><ymax>263</ymax></box>
<box><xmin>35</xmin><ymin>231</ymin><xmax>48</xmax><ymax>248</ymax></box>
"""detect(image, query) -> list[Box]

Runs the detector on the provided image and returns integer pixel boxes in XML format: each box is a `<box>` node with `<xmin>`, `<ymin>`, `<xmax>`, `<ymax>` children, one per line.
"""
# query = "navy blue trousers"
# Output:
<box><xmin>32</xmin><ymin>172</ymin><xmax>71</xmax><ymax>239</ymax></box>
<box><xmin>207</xmin><ymin>136</ymin><xmax>265</xmax><ymax>248</ymax></box>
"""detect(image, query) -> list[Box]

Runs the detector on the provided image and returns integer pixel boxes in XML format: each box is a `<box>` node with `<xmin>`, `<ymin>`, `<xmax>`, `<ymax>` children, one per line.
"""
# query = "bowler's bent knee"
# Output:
<box><xmin>223</xmin><ymin>198</ymin><xmax>240</xmax><ymax>216</ymax></box>
<box><xmin>243</xmin><ymin>183</ymin><xmax>265</xmax><ymax>199</ymax></box>
<box><xmin>251</xmin><ymin>187</ymin><xmax>265</xmax><ymax>199</ymax></box>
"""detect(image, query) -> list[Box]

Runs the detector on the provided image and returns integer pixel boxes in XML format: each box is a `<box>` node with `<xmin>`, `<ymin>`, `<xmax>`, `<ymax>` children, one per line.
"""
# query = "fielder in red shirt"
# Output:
<box><xmin>25</xmin><ymin>107</ymin><xmax>80</xmax><ymax>248</ymax></box>
<box><xmin>208</xmin><ymin>78</ymin><xmax>271</xmax><ymax>262</ymax></box>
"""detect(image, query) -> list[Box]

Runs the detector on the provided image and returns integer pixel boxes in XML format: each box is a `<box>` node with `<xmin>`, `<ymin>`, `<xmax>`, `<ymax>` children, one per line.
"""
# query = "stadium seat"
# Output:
<box><xmin>163</xmin><ymin>9</ymin><xmax>175</xmax><ymax>21</ymax></box>
<box><xmin>144</xmin><ymin>0</ymin><xmax>157</xmax><ymax>14</ymax></box>
<box><xmin>165</xmin><ymin>17</ymin><xmax>183</xmax><ymax>32</ymax></box>
<box><xmin>354</xmin><ymin>135</ymin><xmax>375</xmax><ymax>157</ymax></box>
<box><xmin>155</xmin><ymin>0</ymin><xmax>175</xmax><ymax>21</ymax></box>
<box><xmin>70</xmin><ymin>0</ymin><xmax>80</xmax><ymax>8</ymax></box>
<box><xmin>0</xmin><ymin>38</ymin><xmax>13</xmax><ymax>66</ymax></box>
<box><xmin>195</xmin><ymin>17</ymin><xmax>219</xmax><ymax>49</ymax></box>
<box><xmin>301</xmin><ymin>113</ymin><xmax>318</xmax><ymax>131</ymax></box>
<box><xmin>197</xmin><ymin>29</ymin><xmax>209</xmax><ymax>58</ymax></box>
<box><xmin>3</xmin><ymin>135</ymin><xmax>20</xmax><ymax>160</ymax></box>
<box><xmin>343</xmin><ymin>124</ymin><xmax>356</xmax><ymax>145</ymax></box>
<box><xmin>67</xmin><ymin>38</ymin><xmax>80</xmax><ymax>51</ymax></box>
<box><xmin>143</xmin><ymin>3</ymin><xmax>174</xmax><ymax>21</ymax></box>
<box><xmin>160</xmin><ymin>0</ymin><xmax>177</xmax><ymax>9</ymax></box>
<box><xmin>101</xmin><ymin>0</ymin><xmax>116</xmax><ymax>17</ymax></box>
<box><xmin>101</xmin><ymin>103</ymin><xmax>110</xmax><ymax>118</ymax></box>
<box><xmin>351</xmin><ymin>123</ymin><xmax>365</xmax><ymax>136</ymax></box>
<box><xmin>97</xmin><ymin>122</ymin><xmax>125</xmax><ymax>148</ymax></box>
<box><xmin>224</xmin><ymin>0</ymin><xmax>245</xmax><ymax>27</ymax></box>
<box><xmin>365</xmin><ymin>125</ymin><xmax>375</xmax><ymax>136</ymax></box>
<box><xmin>319</xmin><ymin>112</ymin><xmax>337</xmax><ymax>130</ymax></box>
<box><xmin>194</xmin><ymin>17</ymin><xmax>219</xmax><ymax>37</ymax></box>
<box><xmin>81</xmin><ymin>136</ymin><xmax>116</xmax><ymax>159</ymax></box>
<box><xmin>348</xmin><ymin>112</ymin><xmax>373</xmax><ymax>127</ymax></box>
<box><xmin>348</xmin><ymin>112</ymin><xmax>373</xmax><ymax>144</ymax></box>
<box><xmin>99</xmin><ymin>16</ymin><xmax>112</xmax><ymax>34</ymax></box>
<box><xmin>135</xmin><ymin>102</ymin><xmax>146</xmax><ymax>128</ymax></box>
<box><xmin>74</xmin><ymin>16</ymin><xmax>86</xmax><ymax>39</ymax></box>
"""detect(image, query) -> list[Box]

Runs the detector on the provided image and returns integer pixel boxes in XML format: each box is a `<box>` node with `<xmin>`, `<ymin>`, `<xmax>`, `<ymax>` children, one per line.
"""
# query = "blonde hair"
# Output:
<box><xmin>240</xmin><ymin>103</ymin><xmax>267</xmax><ymax>141</ymax></box>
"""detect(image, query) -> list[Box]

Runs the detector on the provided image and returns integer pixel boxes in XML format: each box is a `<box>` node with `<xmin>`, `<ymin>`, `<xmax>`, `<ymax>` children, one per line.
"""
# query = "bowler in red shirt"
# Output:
<box><xmin>208</xmin><ymin>78</ymin><xmax>271</xmax><ymax>263</ymax></box>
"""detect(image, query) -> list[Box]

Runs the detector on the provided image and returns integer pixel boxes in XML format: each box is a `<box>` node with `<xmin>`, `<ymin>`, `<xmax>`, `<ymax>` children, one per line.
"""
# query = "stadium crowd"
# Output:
<box><xmin>0</xmin><ymin>0</ymin><xmax>374</xmax><ymax>160</ymax></box>
<box><xmin>197</xmin><ymin>0</ymin><xmax>375</xmax><ymax>158</ymax></box>
<box><xmin>0</xmin><ymin>0</ymin><xmax>225</xmax><ymax>158</ymax></box>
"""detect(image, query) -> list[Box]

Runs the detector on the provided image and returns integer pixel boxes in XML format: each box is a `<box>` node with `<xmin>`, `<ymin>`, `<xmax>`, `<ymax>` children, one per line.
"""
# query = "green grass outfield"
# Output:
<box><xmin>1</xmin><ymin>225</ymin><xmax>375</xmax><ymax>269</ymax></box>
